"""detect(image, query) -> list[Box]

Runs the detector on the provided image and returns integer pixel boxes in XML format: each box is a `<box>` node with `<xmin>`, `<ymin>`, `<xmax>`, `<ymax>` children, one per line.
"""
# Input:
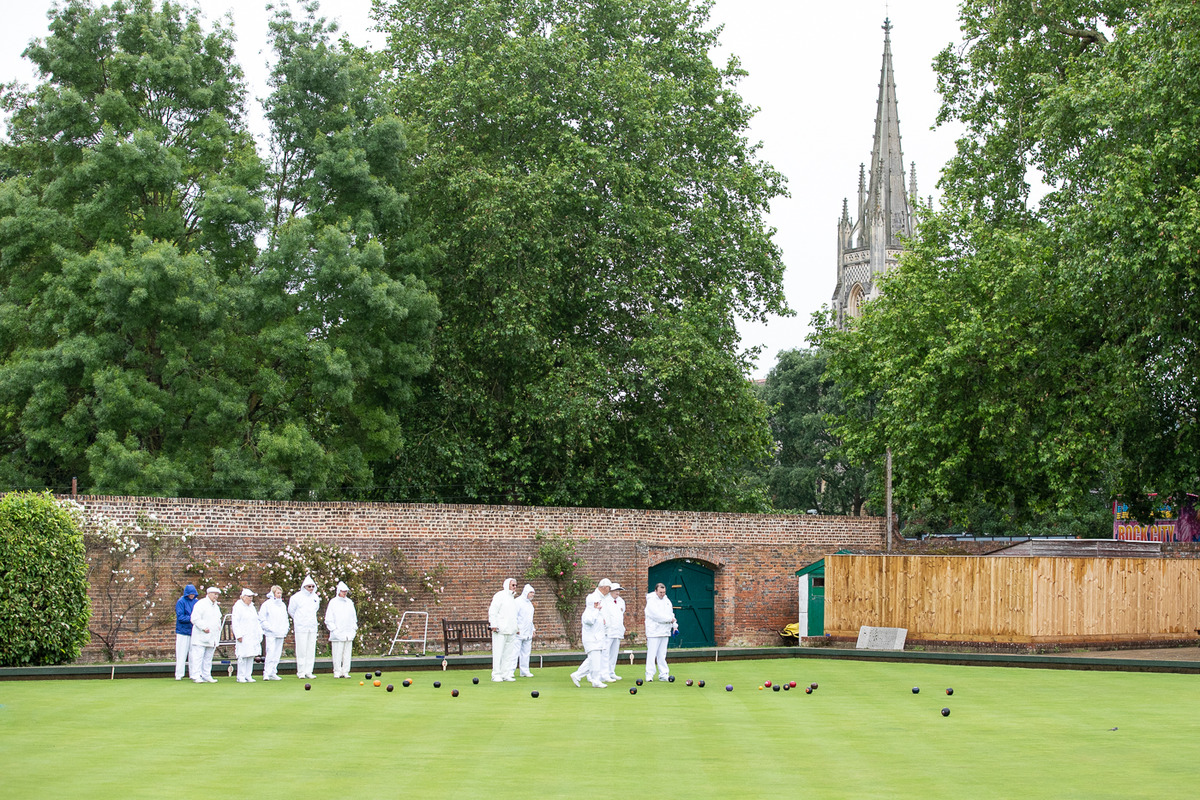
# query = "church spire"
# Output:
<box><xmin>832</xmin><ymin>19</ymin><xmax>918</xmax><ymax>328</ymax></box>
<box><xmin>864</xmin><ymin>18</ymin><xmax>912</xmax><ymax>246</ymax></box>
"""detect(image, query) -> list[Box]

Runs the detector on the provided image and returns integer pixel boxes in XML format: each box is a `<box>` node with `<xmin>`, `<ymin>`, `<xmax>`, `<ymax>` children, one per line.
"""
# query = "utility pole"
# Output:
<box><xmin>885</xmin><ymin>448</ymin><xmax>893</xmax><ymax>551</ymax></box>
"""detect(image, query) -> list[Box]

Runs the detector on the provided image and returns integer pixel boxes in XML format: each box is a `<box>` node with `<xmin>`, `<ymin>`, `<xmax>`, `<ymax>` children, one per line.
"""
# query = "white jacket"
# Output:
<box><xmin>258</xmin><ymin>596</ymin><xmax>290</xmax><ymax>639</ymax></box>
<box><xmin>324</xmin><ymin>593</ymin><xmax>358</xmax><ymax>642</ymax></box>
<box><xmin>581</xmin><ymin>604</ymin><xmax>606</xmax><ymax>652</ymax></box>
<box><xmin>604</xmin><ymin>594</ymin><xmax>626</xmax><ymax>639</ymax></box>
<box><xmin>644</xmin><ymin>592</ymin><xmax>677</xmax><ymax>638</ymax></box>
<box><xmin>189</xmin><ymin>597</ymin><xmax>222</xmax><ymax>648</ymax></box>
<box><xmin>288</xmin><ymin>585</ymin><xmax>321</xmax><ymax>633</ymax></box>
<box><xmin>516</xmin><ymin>585</ymin><xmax>536</xmax><ymax>640</ymax></box>
<box><xmin>232</xmin><ymin>600</ymin><xmax>263</xmax><ymax>658</ymax></box>
<box><xmin>488</xmin><ymin>584</ymin><xmax>518</xmax><ymax>635</ymax></box>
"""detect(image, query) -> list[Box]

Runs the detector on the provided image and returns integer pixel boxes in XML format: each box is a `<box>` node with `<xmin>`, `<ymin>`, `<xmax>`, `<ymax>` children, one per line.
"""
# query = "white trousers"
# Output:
<box><xmin>294</xmin><ymin>629</ymin><xmax>317</xmax><ymax>678</ymax></box>
<box><xmin>645</xmin><ymin>636</ymin><xmax>670</xmax><ymax>680</ymax></box>
<box><xmin>605</xmin><ymin>638</ymin><xmax>622</xmax><ymax>678</ymax></box>
<box><xmin>263</xmin><ymin>636</ymin><xmax>286</xmax><ymax>678</ymax></box>
<box><xmin>175</xmin><ymin>634</ymin><xmax>191</xmax><ymax>679</ymax></box>
<box><xmin>331</xmin><ymin>639</ymin><xmax>353</xmax><ymax>678</ymax></box>
<box><xmin>237</xmin><ymin>656</ymin><xmax>256</xmax><ymax>681</ymax></box>
<box><xmin>190</xmin><ymin>643</ymin><xmax>215</xmax><ymax>682</ymax></box>
<box><xmin>572</xmin><ymin>649</ymin><xmax>607</xmax><ymax>686</ymax></box>
<box><xmin>517</xmin><ymin>637</ymin><xmax>533</xmax><ymax>675</ymax></box>
<box><xmin>491</xmin><ymin>631</ymin><xmax>518</xmax><ymax>680</ymax></box>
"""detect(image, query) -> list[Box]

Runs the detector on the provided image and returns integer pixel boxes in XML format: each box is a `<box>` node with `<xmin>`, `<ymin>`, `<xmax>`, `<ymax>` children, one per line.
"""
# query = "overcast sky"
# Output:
<box><xmin>1</xmin><ymin>0</ymin><xmax>967</xmax><ymax>378</ymax></box>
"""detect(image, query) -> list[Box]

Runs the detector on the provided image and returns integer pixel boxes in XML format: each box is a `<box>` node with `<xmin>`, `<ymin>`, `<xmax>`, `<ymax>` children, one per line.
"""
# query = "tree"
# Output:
<box><xmin>763</xmin><ymin>348</ymin><xmax>870</xmax><ymax>515</ymax></box>
<box><xmin>0</xmin><ymin>1</ymin><xmax>438</xmax><ymax>498</ymax></box>
<box><xmin>819</xmin><ymin>0</ymin><xmax>1198</xmax><ymax>531</ymax></box>
<box><xmin>818</xmin><ymin>212</ymin><xmax>1116</xmax><ymax>533</ymax></box>
<box><xmin>0</xmin><ymin>492</ymin><xmax>91</xmax><ymax>666</ymax></box>
<box><xmin>370</xmin><ymin>0</ymin><xmax>788</xmax><ymax>511</ymax></box>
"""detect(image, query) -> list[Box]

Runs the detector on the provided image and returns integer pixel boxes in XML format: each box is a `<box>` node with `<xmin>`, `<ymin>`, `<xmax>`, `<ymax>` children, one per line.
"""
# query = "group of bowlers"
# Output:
<box><xmin>173</xmin><ymin>576</ymin><xmax>359</xmax><ymax>684</ymax></box>
<box><xmin>487</xmin><ymin>577</ymin><xmax>679</xmax><ymax>687</ymax></box>
<box><xmin>178</xmin><ymin>574</ymin><xmax>678</xmax><ymax>686</ymax></box>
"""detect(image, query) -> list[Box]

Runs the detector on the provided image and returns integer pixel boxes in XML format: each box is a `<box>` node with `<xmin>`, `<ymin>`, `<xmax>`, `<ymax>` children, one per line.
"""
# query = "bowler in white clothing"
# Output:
<box><xmin>514</xmin><ymin>584</ymin><xmax>536</xmax><ymax>678</ymax></box>
<box><xmin>570</xmin><ymin>599</ymin><xmax>608</xmax><ymax>688</ymax></box>
<box><xmin>603</xmin><ymin>583</ymin><xmax>626</xmax><ymax>681</ymax></box>
<box><xmin>188</xmin><ymin>587</ymin><xmax>223</xmax><ymax>683</ymax></box>
<box><xmin>575</xmin><ymin>578</ymin><xmax>612</xmax><ymax>675</ymax></box>
<box><xmin>258</xmin><ymin>585</ymin><xmax>289</xmax><ymax>680</ymax></box>
<box><xmin>644</xmin><ymin>582</ymin><xmax>678</xmax><ymax>681</ymax></box>
<box><xmin>488</xmin><ymin>578</ymin><xmax>519</xmax><ymax>682</ymax></box>
<box><xmin>288</xmin><ymin>576</ymin><xmax>320</xmax><ymax>679</ymax></box>
<box><xmin>232</xmin><ymin>588</ymin><xmax>263</xmax><ymax>682</ymax></box>
<box><xmin>324</xmin><ymin>581</ymin><xmax>358</xmax><ymax>678</ymax></box>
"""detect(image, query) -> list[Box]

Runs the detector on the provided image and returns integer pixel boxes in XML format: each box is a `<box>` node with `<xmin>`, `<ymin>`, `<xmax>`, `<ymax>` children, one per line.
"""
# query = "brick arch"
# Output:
<box><xmin>646</xmin><ymin>551</ymin><xmax>727</xmax><ymax>571</ymax></box>
<box><xmin>639</xmin><ymin>549</ymin><xmax>734</xmax><ymax>645</ymax></box>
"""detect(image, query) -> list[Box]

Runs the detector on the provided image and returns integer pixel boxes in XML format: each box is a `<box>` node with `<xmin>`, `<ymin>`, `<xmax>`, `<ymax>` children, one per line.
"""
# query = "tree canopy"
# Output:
<box><xmin>763</xmin><ymin>348</ymin><xmax>869</xmax><ymax>515</ymax></box>
<box><xmin>818</xmin><ymin>0</ymin><xmax>1198</xmax><ymax>531</ymax></box>
<box><xmin>0</xmin><ymin>0</ymin><xmax>439</xmax><ymax>498</ymax></box>
<box><xmin>369</xmin><ymin>0</ymin><xmax>788</xmax><ymax>510</ymax></box>
<box><xmin>1</xmin><ymin>0</ymin><xmax>786</xmax><ymax>511</ymax></box>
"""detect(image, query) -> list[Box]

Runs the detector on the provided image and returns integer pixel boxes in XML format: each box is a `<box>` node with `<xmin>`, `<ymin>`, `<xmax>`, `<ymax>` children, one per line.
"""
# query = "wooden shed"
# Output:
<box><xmin>824</xmin><ymin>553</ymin><xmax>1200</xmax><ymax>646</ymax></box>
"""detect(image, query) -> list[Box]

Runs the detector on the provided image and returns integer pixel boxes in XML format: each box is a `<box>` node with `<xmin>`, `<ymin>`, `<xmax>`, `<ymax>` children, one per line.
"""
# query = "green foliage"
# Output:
<box><xmin>524</xmin><ymin>529</ymin><xmax>592</xmax><ymax>646</ymax></box>
<box><xmin>81</xmin><ymin>508</ymin><xmax>191</xmax><ymax>660</ymax></box>
<box><xmin>0</xmin><ymin>0</ymin><xmax>438</xmax><ymax>499</ymax></box>
<box><xmin>188</xmin><ymin>539</ymin><xmax>445</xmax><ymax>655</ymax></box>
<box><xmin>763</xmin><ymin>348</ymin><xmax>870</xmax><ymax>514</ymax></box>
<box><xmin>0</xmin><ymin>491</ymin><xmax>91</xmax><ymax>666</ymax></box>
<box><xmin>820</xmin><ymin>0</ymin><xmax>1200</xmax><ymax>527</ymax></box>
<box><xmin>370</xmin><ymin>0</ymin><xmax>786</xmax><ymax>511</ymax></box>
<box><xmin>900</xmin><ymin>497</ymin><xmax>1112</xmax><ymax>539</ymax></box>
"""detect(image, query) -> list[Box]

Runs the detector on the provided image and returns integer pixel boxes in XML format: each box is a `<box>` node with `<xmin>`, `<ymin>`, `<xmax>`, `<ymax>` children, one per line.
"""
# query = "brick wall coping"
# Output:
<box><xmin>58</xmin><ymin>494</ymin><xmax>859</xmax><ymax>524</ymax></box>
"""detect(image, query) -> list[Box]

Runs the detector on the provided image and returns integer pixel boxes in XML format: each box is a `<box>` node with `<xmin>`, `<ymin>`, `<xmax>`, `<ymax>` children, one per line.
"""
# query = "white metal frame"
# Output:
<box><xmin>387</xmin><ymin>610</ymin><xmax>429</xmax><ymax>656</ymax></box>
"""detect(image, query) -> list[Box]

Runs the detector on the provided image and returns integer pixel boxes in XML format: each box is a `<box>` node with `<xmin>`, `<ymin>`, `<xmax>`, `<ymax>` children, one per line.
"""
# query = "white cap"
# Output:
<box><xmin>598</xmin><ymin>578</ymin><xmax>612</xmax><ymax>588</ymax></box>
<box><xmin>206</xmin><ymin>586</ymin><xmax>221</xmax><ymax>594</ymax></box>
<box><xmin>610</xmin><ymin>583</ymin><xmax>623</xmax><ymax>591</ymax></box>
<box><xmin>240</xmin><ymin>588</ymin><xmax>256</xmax><ymax>597</ymax></box>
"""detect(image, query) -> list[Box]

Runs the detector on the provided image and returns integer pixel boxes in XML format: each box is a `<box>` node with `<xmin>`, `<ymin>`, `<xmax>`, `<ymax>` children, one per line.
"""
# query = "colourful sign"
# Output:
<box><xmin>1113</xmin><ymin>500</ymin><xmax>1179</xmax><ymax>541</ymax></box>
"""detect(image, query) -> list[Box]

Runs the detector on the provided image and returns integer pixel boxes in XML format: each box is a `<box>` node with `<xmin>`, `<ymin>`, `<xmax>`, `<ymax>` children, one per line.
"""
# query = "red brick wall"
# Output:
<box><xmin>67</xmin><ymin>495</ymin><xmax>886</xmax><ymax>659</ymax></box>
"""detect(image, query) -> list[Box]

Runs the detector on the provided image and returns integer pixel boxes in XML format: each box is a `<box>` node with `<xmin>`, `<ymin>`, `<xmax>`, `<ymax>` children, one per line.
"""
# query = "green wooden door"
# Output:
<box><xmin>648</xmin><ymin>559</ymin><xmax>715</xmax><ymax>648</ymax></box>
<box><xmin>807</xmin><ymin>577</ymin><xmax>825</xmax><ymax>636</ymax></box>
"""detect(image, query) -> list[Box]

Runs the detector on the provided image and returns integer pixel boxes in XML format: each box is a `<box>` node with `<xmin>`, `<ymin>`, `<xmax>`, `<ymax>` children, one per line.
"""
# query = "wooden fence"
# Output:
<box><xmin>825</xmin><ymin>554</ymin><xmax>1200</xmax><ymax>644</ymax></box>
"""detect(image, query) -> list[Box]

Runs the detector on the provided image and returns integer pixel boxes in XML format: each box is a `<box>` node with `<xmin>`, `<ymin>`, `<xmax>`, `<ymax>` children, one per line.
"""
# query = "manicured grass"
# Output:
<box><xmin>1</xmin><ymin>657</ymin><xmax>1195</xmax><ymax>798</ymax></box>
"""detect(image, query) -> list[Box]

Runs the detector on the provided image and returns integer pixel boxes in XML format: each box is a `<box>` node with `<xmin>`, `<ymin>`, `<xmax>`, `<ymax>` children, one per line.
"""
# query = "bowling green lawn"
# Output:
<box><xmin>1</xmin><ymin>657</ymin><xmax>1195</xmax><ymax>799</ymax></box>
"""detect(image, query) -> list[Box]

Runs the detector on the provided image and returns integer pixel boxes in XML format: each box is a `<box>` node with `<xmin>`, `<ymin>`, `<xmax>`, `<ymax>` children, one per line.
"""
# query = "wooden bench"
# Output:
<box><xmin>442</xmin><ymin>619</ymin><xmax>492</xmax><ymax>656</ymax></box>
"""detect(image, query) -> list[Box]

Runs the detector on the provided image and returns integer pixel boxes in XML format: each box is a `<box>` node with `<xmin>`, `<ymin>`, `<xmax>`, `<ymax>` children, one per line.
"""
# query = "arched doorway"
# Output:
<box><xmin>648</xmin><ymin>559</ymin><xmax>715</xmax><ymax>648</ymax></box>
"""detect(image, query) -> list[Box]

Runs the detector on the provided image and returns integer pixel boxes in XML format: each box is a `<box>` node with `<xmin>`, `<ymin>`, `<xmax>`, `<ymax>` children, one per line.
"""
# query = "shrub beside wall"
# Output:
<box><xmin>0</xmin><ymin>492</ymin><xmax>91</xmax><ymax>666</ymax></box>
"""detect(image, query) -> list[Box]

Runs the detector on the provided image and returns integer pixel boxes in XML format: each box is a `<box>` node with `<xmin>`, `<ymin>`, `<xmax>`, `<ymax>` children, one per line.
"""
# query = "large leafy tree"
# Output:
<box><xmin>0</xmin><ymin>1</ymin><xmax>438</xmax><ymax>498</ymax></box>
<box><xmin>763</xmin><ymin>348</ymin><xmax>869</xmax><ymax>515</ymax></box>
<box><xmin>819</xmin><ymin>0</ymin><xmax>1197</xmax><ymax>531</ymax></box>
<box><xmin>369</xmin><ymin>0</ymin><xmax>788</xmax><ymax>511</ymax></box>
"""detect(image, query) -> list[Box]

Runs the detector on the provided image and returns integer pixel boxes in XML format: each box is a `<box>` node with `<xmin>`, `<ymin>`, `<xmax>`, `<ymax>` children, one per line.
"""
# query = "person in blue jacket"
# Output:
<box><xmin>174</xmin><ymin>584</ymin><xmax>199</xmax><ymax>680</ymax></box>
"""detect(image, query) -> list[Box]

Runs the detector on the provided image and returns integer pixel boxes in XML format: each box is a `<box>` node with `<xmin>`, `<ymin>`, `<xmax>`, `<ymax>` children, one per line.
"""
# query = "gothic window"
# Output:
<box><xmin>847</xmin><ymin>283</ymin><xmax>865</xmax><ymax>319</ymax></box>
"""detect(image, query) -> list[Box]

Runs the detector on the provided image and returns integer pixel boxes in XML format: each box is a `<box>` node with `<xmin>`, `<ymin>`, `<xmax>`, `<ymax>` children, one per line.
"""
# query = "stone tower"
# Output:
<box><xmin>832</xmin><ymin>19</ymin><xmax>917</xmax><ymax>327</ymax></box>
